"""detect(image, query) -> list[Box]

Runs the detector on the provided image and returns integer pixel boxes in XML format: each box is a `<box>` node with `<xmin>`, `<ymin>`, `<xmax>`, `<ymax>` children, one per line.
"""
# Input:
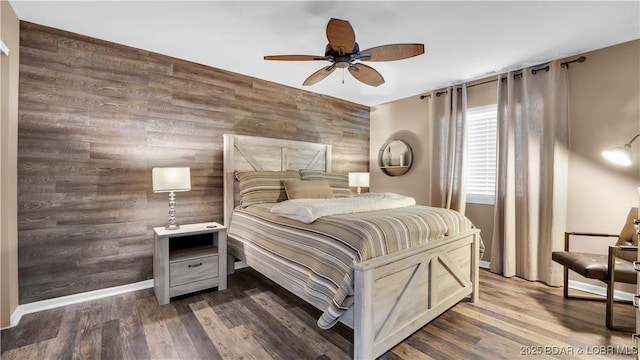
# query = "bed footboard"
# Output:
<box><xmin>352</xmin><ymin>229</ymin><xmax>481</xmax><ymax>359</ymax></box>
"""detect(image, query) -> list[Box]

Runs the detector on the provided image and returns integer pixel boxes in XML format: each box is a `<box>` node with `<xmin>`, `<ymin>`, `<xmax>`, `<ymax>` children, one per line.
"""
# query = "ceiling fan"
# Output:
<box><xmin>264</xmin><ymin>18</ymin><xmax>425</xmax><ymax>87</ymax></box>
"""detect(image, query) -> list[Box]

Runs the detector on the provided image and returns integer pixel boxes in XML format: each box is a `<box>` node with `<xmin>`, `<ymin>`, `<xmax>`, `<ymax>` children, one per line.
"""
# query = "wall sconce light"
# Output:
<box><xmin>348</xmin><ymin>172</ymin><xmax>370</xmax><ymax>195</ymax></box>
<box><xmin>152</xmin><ymin>167</ymin><xmax>191</xmax><ymax>230</ymax></box>
<box><xmin>602</xmin><ymin>133</ymin><xmax>640</xmax><ymax>166</ymax></box>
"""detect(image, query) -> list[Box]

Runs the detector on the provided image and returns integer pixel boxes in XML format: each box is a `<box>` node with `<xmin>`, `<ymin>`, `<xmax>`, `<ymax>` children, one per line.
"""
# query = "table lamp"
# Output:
<box><xmin>152</xmin><ymin>167</ymin><xmax>191</xmax><ymax>230</ymax></box>
<box><xmin>348</xmin><ymin>172</ymin><xmax>370</xmax><ymax>195</ymax></box>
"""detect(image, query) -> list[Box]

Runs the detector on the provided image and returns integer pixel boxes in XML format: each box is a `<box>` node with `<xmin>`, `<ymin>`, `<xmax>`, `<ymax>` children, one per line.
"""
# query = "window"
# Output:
<box><xmin>466</xmin><ymin>105</ymin><xmax>497</xmax><ymax>205</ymax></box>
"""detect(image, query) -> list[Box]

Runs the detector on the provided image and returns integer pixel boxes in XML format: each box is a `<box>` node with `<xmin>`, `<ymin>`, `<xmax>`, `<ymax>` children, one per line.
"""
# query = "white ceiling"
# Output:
<box><xmin>8</xmin><ymin>1</ymin><xmax>640</xmax><ymax>107</ymax></box>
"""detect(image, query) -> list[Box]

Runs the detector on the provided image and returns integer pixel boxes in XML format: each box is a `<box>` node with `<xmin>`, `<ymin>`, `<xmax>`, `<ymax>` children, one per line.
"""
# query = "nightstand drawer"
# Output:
<box><xmin>170</xmin><ymin>254</ymin><xmax>219</xmax><ymax>286</ymax></box>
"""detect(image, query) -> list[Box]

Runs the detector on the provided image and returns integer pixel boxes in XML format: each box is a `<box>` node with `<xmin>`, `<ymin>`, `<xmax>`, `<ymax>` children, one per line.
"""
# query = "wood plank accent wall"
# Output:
<box><xmin>17</xmin><ymin>21</ymin><xmax>370</xmax><ymax>304</ymax></box>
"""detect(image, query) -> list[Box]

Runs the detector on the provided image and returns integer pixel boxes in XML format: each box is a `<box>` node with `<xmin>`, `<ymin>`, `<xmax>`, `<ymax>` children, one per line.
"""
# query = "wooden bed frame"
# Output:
<box><xmin>223</xmin><ymin>134</ymin><xmax>481</xmax><ymax>359</ymax></box>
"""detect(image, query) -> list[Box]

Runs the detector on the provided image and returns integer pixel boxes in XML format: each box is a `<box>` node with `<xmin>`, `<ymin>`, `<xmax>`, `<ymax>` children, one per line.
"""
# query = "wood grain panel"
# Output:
<box><xmin>1</xmin><ymin>269</ymin><xmax>635</xmax><ymax>359</ymax></box>
<box><xmin>17</xmin><ymin>21</ymin><xmax>370</xmax><ymax>303</ymax></box>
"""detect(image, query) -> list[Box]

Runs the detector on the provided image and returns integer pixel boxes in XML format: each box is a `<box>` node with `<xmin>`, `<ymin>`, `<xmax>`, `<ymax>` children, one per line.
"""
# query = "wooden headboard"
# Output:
<box><xmin>223</xmin><ymin>134</ymin><xmax>333</xmax><ymax>226</ymax></box>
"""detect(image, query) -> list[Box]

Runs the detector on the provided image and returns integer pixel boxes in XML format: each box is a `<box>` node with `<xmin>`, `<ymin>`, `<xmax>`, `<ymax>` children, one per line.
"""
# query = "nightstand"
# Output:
<box><xmin>153</xmin><ymin>222</ymin><xmax>227</xmax><ymax>305</ymax></box>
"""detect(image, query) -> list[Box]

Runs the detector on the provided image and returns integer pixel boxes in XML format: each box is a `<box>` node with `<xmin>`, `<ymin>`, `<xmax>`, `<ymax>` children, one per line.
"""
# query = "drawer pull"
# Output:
<box><xmin>188</xmin><ymin>262</ymin><xmax>203</xmax><ymax>268</ymax></box>
<box><xmin>634</xmin><ymin>261</ymin><xmax>640</xmax><ymax>272</ymax></box>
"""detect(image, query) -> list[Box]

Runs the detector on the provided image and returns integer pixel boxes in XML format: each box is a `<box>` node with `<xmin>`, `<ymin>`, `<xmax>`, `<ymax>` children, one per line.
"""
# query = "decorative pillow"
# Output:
<box><xmin>283</xmin><ymin>179</ymin><xmax>335</xmax><ymax>200</ymax></box>
<box><xmin>299</xmin><ymin>170</ymin><xmax>351</xmax><ymax>198</ymax></box>
<box><xmin>235</xmin><ymin>170</ymin><xmax>300</xmax><ymax>208</ymax></box>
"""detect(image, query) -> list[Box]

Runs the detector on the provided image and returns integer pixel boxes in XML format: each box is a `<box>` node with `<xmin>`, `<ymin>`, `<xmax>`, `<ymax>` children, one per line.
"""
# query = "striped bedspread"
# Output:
<box><xmin>228</xmin><ymin>202</ymin><xmax>481</xmax><ymax>329</ymax></box>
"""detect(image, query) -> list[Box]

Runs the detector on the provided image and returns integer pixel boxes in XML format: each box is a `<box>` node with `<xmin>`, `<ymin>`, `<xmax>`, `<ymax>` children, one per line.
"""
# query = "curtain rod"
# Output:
<box><xmin>560</xmin><ymin>56</ymin><xmax>587</xmax><ymax>68</ymax></box>
<box><xmin>419</xmin><ymin>56</ymin><xmax>587</xmax><ymax>99</ymax></box>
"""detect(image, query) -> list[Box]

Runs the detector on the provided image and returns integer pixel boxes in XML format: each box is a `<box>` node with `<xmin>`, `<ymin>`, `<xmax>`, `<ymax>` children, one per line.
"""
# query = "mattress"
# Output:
<box><xmin>227</xmin><ymin>202</ymin><xmax>481</xmax><ymax>329</ymax></box>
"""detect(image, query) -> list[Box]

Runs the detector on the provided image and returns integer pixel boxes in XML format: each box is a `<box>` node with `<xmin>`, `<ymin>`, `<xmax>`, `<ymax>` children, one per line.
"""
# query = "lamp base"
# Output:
<box><xmin>165</xmin><ymin>191</ymin><xmax>181</xmax><ymax>230</ymax></box>
<box><xmin>165</xmin><ymin>224</ymin><xmax>181</xmax><ymax>231</ymax></box>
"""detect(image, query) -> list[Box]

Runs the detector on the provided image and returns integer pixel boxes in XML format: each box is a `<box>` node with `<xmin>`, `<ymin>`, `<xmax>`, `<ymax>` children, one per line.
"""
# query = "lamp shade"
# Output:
<box><xmin>152</xmin><ymin>167</ymin><xmax>191</xmax><ymax>192</ymax></box>
<box><xmin>602</xmin><ymin>133</ymin><xmax>640</xmax><ymax>167</ymax></box>
<box><xmin>348</xmin><ymin>172</ymin><xmax>370</xmax><ymax>187</ymax></box>
<box><xmin>602</xmin><ymin>144</ymin><xmax>633</xmax><ymax>166</ymax></box>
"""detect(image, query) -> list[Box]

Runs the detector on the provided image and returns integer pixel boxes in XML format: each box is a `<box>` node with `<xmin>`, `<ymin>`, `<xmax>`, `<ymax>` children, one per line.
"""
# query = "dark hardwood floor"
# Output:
<box><xmin>1</xmin><ymin>268</ymin><xmax>636</xmax><ymax>359</ymax></box>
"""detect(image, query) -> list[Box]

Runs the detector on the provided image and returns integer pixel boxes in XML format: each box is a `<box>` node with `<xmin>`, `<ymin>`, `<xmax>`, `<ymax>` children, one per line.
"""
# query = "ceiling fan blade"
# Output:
<box><xmin>264</xmin><ymin>55</ymin><xmax>330</xmax><ymax>61</ymax></box>
<box><xmin>326</xmin><ymin>18</ymin><xmax>356</xmax><ymax>54</ymax></box>
<box><xmin>348</xmin><ymin>63</ymin><xmax>385</xmax><ymax>87</ymax></box>
<box><xmin>303</xmin><ymin>65</ymin><xmax>337</xmax><ymax>86</ymax></box>
<box><xmin>359</xmin><ymin>44</ymin><xmax>425</xmax><ymax>61</ymax></box>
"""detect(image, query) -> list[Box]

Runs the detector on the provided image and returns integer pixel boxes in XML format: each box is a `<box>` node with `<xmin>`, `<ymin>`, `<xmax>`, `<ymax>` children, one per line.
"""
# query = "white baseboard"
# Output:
<box><xmin>568</xmin><ymin>280</ymin><xmax>634</xmax><ymax>302</ymax></box>
<box><xmin>476</xmin><ymin>260</ymin><xmax>634</xmax><ymax>301</ymax></box>
<box><xmin>4</xmin><ymin>264</ymin><xmax>633</xmax><ymax>329</ymax></box>
<box><xmin>7</xmin><ymin>262</ymin><xmax>252</xmax><ymax>329</ymax></box>
<box><xmin>7</xmin><ymin>262</ymin><xmax>249</xmax><ymax>329</ymax></box>
<box><xmin>4</xmin><ymin>279</ymin><xmax>153</xmax><ymax>329</ymax></box>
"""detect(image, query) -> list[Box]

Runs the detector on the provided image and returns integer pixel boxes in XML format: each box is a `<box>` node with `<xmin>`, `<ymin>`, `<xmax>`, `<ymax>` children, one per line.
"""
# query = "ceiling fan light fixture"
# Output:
<box><xmin>263</xmin><ymin>18</ymin><xmax>425</xmax><ymax>87</ymax></box>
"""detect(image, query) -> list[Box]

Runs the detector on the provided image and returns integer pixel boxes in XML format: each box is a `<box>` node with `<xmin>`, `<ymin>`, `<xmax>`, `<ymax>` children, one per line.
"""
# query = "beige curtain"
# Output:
<box><xmin>490</xmin><ymin>60</ymin><xmax>568</xmax><ymax>286</ymax></box>
<box><xmin>429</xmin><ymin>85</ymin><xmax>467</xmax><ymax>213</ymax></box>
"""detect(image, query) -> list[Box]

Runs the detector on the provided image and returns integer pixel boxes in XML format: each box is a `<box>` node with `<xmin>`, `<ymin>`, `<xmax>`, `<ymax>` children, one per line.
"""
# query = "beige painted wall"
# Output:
<box><xmin>370</xmin><ymin>39</ymin><xmax>640</xmax><ymax>268</ymax></box>
<box><xmin>566</xmin><ymin>39</ymin><xmax>639</xmax><ymax>232</ymax></box>
<box><xmin>370</xmin><ymin>95</ymin><xmax>431</xmax><ymax>205</ymax></box>
<box><xmin>565</xmin><ymin>40</ymin><xmax>640</xmax><ymax>292</ymax></box>
<box><xmin>0</xmin><ymin>0</ymin><xmax>20</xmax><ymax>328</ymax></box>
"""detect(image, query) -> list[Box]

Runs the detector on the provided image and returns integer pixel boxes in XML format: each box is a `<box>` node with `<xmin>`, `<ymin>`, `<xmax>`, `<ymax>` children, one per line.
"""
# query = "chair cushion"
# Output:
<box><xmin>552</xmin><ymin>251</ymin><xmax>637</xmax><ymax>284</ymax></box>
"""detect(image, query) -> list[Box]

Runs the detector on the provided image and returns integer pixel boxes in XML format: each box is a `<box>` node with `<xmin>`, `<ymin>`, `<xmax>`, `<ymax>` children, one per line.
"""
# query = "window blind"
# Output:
<box><xmin>466</xmin><ymin>105</ymin><xmax>497</xmax><ymax>205</ymax></box>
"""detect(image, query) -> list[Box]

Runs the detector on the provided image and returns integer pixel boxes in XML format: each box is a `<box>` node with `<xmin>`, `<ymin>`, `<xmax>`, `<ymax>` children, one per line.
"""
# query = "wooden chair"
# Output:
<box><xmin>552</xmin><ymin>207</ymin><xmax>639</xmax><ymax>330</ymax></box>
